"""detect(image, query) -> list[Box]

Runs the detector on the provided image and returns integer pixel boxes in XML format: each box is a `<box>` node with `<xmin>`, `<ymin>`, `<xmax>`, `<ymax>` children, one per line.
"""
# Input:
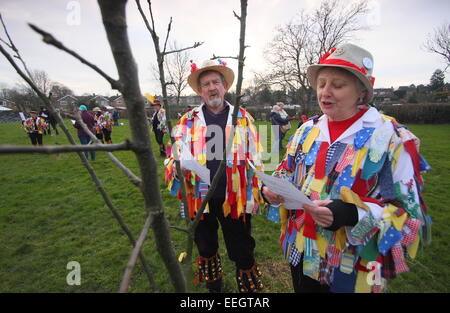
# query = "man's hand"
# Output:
<box><xmin>262</xmin><ymin>186</ymin><xmax>285</xmax><ymax>205</ymax></box>
<box><xmin>303</xmin><ymin>200</ymin><xmax>334</xmax><ymax>228</ymax></box>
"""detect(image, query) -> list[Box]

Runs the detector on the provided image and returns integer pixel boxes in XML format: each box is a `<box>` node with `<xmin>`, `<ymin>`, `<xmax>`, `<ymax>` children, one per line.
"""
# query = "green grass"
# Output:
<box><xmin>0</xmin><ymin>120</ymin><xmax>448</xmax><ymax>293</ymax></box>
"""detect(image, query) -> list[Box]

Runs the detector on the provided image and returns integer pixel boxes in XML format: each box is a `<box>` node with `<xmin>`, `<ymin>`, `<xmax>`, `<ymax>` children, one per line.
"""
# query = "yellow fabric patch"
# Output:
<box><xmin>407</xmin><ymin>233</ymin><xmax>421</xmax><ymax>259</ymax></box>
<box><xmin>335</xmin><ymin>228</ymin><xmax>347</xmax><ymax>251</ymax></box>
<box><xmin>381</xmin><ymin>114</ymin><xmax>398</xmax><ymax>123</ymax></box>
<box><xmin>392</xmin><ymin>144</ymin><xmax>404</xmax><ymax>172</ymax></box>
<box><xmin>223</xmin><ymin>200</ymin><xmax>231</xmax><ymax>217</ymax></box>
<box><xmin>392</xmin><ymin>212</ymin><xmax>408</xmax><ymax>231</ymax></box>
<box><xmin>316</xmin><ymin>235</ymin><xmax>329</xmax><ymax>258</ymax></box>
<box><xmin>309</xmin><ymin>177</ymin><xmax>328</xmax><ymax>193</ymax></box>
<box><xmin>340</xmin><ymin>187</ymin><xmax>370</xmax><ymax>211</ymax></box>
<box><xmin>288</xmin><ymin>127</ymin><xmax>305</xmax><ymax>155</ymax></box>
<box><xmin>303</xmin><ymin>127</ymin><xmax>320</xmax><ymax>153</ymax></box>
<box><xmin>279</xmin><ymin>207</ymin><xmax>288</xmax><ymax>233</ymax></box>
<box><xmin>355</xmin><ymin>270</ymin><xmax>372</xmax><ymax>293</ymax></box>
<box><xmin>352</xmin><ymin>147</ymin><xmax>368</xmax><ymax>177</ymax></box>
<box><xmin>295</xmin><ymin>225</ymin><xmax>305</xmax><ymax>253</ymax></box>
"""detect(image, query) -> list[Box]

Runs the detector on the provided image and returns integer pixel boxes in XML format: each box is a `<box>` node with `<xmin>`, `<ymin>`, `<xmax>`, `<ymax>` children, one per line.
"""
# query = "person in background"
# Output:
<box><xmin>270</xmin><ymin>104</ymin><xmax>295</xmax><ymax>152</ymax></box>
<box><xmin>151</xmin><ymin>99</ymin><xmax>168</xmax><ymax>157</ymax></box>
<box><xmin>22</xmin><ymin>110</ymin><xmax>47</xmax><ymax>146</ymax></box>
<box><xmin>74</xmin><ymin>105</ymin><xmax>96</xmax><ymax>161</ymax></box>
<box><xmin>101</xmin><ymin>108</ymin><xmax>113</xmax><ymax>144</ymax></box>
<box><xmin>113</xmin><ymin>109</ymin><xmax>120</xmax><ymax>126</ymax></box>
<box><xmin>93</xmin><ymin>107</ymin><xmax>104</xmax><ymax>144</ymax></box>
<box><xmin>262</xmin><ymin>43</ymin><xmax>432</xmax><ymax>293</ymax></box>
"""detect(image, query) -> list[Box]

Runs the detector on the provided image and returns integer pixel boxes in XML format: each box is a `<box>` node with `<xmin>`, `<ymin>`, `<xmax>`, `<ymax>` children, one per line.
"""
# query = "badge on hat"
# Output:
<box><xmin>363</xmin><ymin>57</ymin><xmax>373</xmax><ymax>70</ymax></box>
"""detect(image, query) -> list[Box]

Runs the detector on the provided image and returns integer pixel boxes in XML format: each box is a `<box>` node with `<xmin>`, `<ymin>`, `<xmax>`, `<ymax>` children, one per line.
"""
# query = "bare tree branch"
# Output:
<box><xmin>119</xmin><ymin>214</ymin><xmax>152</xmax><ymax>293</ymax></box>
<box><xmin>424</xmin><ymin>23</ymin><xmax>450</xmax><ymax>72</ymax></box>
<box><xmin>162</xmin><ymin>16</ymin><xmax>172</xmax><ymax>54</ymax></box>
<box><xmin>64</xmin><ymin>111</ymin><xmax>143</xmax><ymax>188</ymax></box>
<box><xmin>179</xmin><ymin>0</ymin><xmax>249</xmax><ymax>290</ymax></box>
<box><xmin>0</xmin><ymin>13</ymin><xmax>35</xmax><ymax>82</ymax></box>
<box><xmin>0</xmin><ymin>142</ymin><xmax>133</xmax><ymax>154</ymax></box>
<box><xmin>233</xmin><ymin>10</ymin><xmax>241</xmax><ymax>21</ymax></box>
<box><xmin>98</xmin><ymin>0</ymin><xmax>186</xmax><ymax>292</ymax></box>
<box><xmin>28</xmin><ymin>23</ymin><xmax>123</xmax><ymax>91</ymax></box>
<box><xmin>163</xmin><ymin>41</ymin><xmax>204</xmax><ymax>56</ymax></box>
<box><xmin>0</xmin><ymin>28</ymin><xmax>156</xmax><ymax>292</ymax></box>
<box><xmin>170</xmin><ymin>226</ymin><xmax>189</xmax><ymax>233</ymax></box>
<box><xmin>210</xmin><ymin>54</ymin><xmax>239</xmax><ymax>60</ymax></box>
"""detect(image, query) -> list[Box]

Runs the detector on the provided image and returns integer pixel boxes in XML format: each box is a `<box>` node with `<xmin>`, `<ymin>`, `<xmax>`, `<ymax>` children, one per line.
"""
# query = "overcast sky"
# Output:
<box><xmin>0</xmin><ymin>0</ymin><xmax>448</xmax><ymax>97</ymax></box>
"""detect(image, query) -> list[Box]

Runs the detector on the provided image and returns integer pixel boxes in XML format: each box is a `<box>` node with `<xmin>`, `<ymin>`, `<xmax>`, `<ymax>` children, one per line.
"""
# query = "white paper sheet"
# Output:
<box><xmin>249</xmin><ymin>162</ymin><xmax>315</xmax><ymax>210</ymax></box>
<box><xmin>19</xmin><ymin>112</ymin><xmax>25</xmax><ymax>121</ymax></box>
<box><xmin>179</xmin><ymin>142</ymin><xmax>211</xmax><ymax>185</ymax></box>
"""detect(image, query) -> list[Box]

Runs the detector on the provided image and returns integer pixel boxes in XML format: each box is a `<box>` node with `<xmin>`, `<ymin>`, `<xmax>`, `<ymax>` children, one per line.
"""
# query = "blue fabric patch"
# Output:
<box><xmin>378</xmin><ymin>157</ymin><xmax>395</xmax><ymax>199</ymax></box>
<box><xmin>330</xmin><ymin>269</ymin><xmax>357</xmax><ymax>293</ymax></box>
<box><xmin>354</xmin><ymin>127</ymin><xmax>375</xmax><ymax>150</ymax></box>
<box><xmin>186</xmin><ymin>120</ymin><xmax>193</xmax><ymax>129</ymax></box>
<box><xmin>305</xmin><ymin>141</ymin><xmax>321</xmax><ymax>166</ymax></box>
<box><xmin>361</xmin><ymin>152</ymin><xmax>387</xmax><ymax>180</ymax></box>
<box><xmin>267</xmin><ymin>205</ymin><xmax>280</xmax><ymax>223</ymax></box>
<box><xmin>326</xmin><ymin>142</ymin><xmax>347</xmax><ymax>176</ymax></box>
<box><xmin>287</xmin><ymin>154</ymin><xmax>294</xmax><ymax>170</ymax></box>
<box><xmin>170</xmin><ymin>179</ymin><xmax>180</xmax><ymax>196</ymax></box>
<box><xmin>378</xmin><ymin>226</ymin><xmax>404</xmax><ymax>256</ymax></box>
<box><xmin>287</xmin><ymin>228</ymin><xmax>297</xmax><ymax>245</ymax></box>
<box><xmin>419</xmin><ymin>153</ymin><xmax>432</xmax><ymax>172</ymax></box>
<box><xmin>299</xmin><ymin>126</ymin><xmax>313</xmax><ymax>145</ymax></box>
<box><xmin>337</xmin><ymin>165</ymin><xmax>356</xmax><ymax>192</ymax></box>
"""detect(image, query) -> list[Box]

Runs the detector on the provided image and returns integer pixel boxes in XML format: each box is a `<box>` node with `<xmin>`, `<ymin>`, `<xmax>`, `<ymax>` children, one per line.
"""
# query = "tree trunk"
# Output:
<box><xmin>98</xmin><ymin>0</ymin><xmax>186</xmax><ymax>292</ymax></box>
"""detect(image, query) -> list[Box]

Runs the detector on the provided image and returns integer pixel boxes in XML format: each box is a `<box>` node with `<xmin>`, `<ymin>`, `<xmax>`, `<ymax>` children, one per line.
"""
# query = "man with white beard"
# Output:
<box><xmin>164</xmin><ymin>59</ymin><xmax>265</xmax><ymax>293</ymax></box>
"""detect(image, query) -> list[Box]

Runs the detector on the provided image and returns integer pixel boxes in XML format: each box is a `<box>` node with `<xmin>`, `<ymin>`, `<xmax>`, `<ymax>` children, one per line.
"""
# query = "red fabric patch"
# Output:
<box><xmin>303</xmin><ymin>211</ymin><xmax>317</xmax><ymax>239</ymax></box>
<box><xmin>403</xmin><ymin>139</ymin><xmax>423</xmax><ymax>185</ymax></box>
<box><xmin>314</xmin><ymin>142</ymin><xmax>330</xmax><ymax>179</ymax></box>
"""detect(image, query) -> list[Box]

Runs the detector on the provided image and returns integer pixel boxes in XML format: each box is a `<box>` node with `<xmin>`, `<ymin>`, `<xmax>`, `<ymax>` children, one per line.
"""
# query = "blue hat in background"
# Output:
<box><xmin>79</xmin><ymin>105</ymin><xmax>87</xmax><ymax>111</ymax></box>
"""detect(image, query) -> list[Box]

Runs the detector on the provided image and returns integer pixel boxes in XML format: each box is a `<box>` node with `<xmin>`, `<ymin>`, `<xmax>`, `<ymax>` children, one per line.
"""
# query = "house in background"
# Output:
<box><xmin>0</xmin><ymin>97</ymin><xmax>16</xmax><ymax>109</ymax></box>
<box><xmin>373</xmin><ymin>88</ymin><xmax>398</xmax><ymax>104</ymax></box>
<box><xmin>55</xmin><ymin>95</ymin><xmax>78</xmax><ymax>110</ymax></box>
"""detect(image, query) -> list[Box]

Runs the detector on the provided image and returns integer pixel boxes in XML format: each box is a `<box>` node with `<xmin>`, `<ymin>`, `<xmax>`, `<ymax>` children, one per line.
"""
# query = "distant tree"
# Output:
<box><xmin>424</xmin><ymin>23</ymin><xmax>450</xmax><ymax>72</ymax></box>
<box><xmin>394</xmin><ymin>89</ymin><xmax>407</xmax><ymax>99</ymax></box>
<box><xmin>430</xmin><ymin>69</ymin><xmax>445</xmax><ymax>92</ymax></box>
<box><xmin>260</xmin><ymin>0</ymin><xmax>369</xmax><ymax>108</ymax></box>
<box><xmin>272</xmin><ymin>89</ymin><xmax>287</xmax><ymax>103</ymax></box>
<box><xmin>258</xmin><ymin>86</ymin><xmax>273</xmax><ymax>105</ymax></box>
<box><xmin>164</xmin><ymin>40</ymin><xmax>192</xmax><ymax>106</ymax></box>
<box><xmin>49</xmin><ymin>83</ymin><xmax>74</xmax><ymax>101</ymax></box>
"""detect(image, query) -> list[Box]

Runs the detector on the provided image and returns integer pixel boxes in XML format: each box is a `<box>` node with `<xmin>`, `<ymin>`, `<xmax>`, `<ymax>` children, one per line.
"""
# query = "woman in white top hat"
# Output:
<box><xmin>262</xmin><ymin>43</ymin><xmax>432</xmax><ymax>293</ymax></box>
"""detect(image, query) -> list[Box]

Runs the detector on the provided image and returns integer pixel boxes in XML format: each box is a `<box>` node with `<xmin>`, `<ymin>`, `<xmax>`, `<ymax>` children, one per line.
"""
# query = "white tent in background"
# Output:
<box><xmin>0</xmin><ymin>106</ymin><xmax>13</xmax><ymax>111</ymax></box>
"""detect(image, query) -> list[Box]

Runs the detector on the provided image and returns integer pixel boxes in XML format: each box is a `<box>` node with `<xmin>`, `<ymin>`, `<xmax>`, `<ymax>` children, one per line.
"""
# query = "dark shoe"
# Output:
<box><xmin>206</xmin><ymin>279</ymin><xmax>222</xmax><ymax>293</ymax></box>
<box><xmin>236</xmin><ymin>263</ymin><xmax>264</xmax><ymax>293</ymax></box>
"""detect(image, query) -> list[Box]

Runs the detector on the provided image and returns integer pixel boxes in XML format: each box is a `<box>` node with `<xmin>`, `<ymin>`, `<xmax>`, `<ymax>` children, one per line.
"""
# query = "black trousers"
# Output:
<box><xmin>194</xmin><ymin>198</ymin><xmax>255</xmax><ymax>270</ymax></box>
<box><xmin>28</xmin><ymin>132</ymin><xmax>43</xmax><ymax>145</ymax></box>
<box><xmin>290</xmin><ymin>254</ymin><xmax>330</xmax><ymax>293</ymax></box>
<box><xmin>102</xmin><ymin>128</ymin><xmax>112</xmax><ymax>142</ymax></box>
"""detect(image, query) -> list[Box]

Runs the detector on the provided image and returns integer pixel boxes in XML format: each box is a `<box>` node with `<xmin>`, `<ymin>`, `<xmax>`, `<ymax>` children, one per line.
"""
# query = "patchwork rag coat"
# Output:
<box><xmin>22</xmin><ymin>116</ymin><xmax>47</xmax><ymax>134</ymax></box>
<box><xmin>152</xmin><ymin>107</ymin><xmax>168</xmax><ymax>133</ymax></box>
<box><xmin>269</xmin><ymin>107</ymin><xmax>431</xmax><ymax>293</ymax></box>
<box><xmin>164</xmin><ymin>103</ymin><xmax>264</xmax><ymax>219</ymax></box>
